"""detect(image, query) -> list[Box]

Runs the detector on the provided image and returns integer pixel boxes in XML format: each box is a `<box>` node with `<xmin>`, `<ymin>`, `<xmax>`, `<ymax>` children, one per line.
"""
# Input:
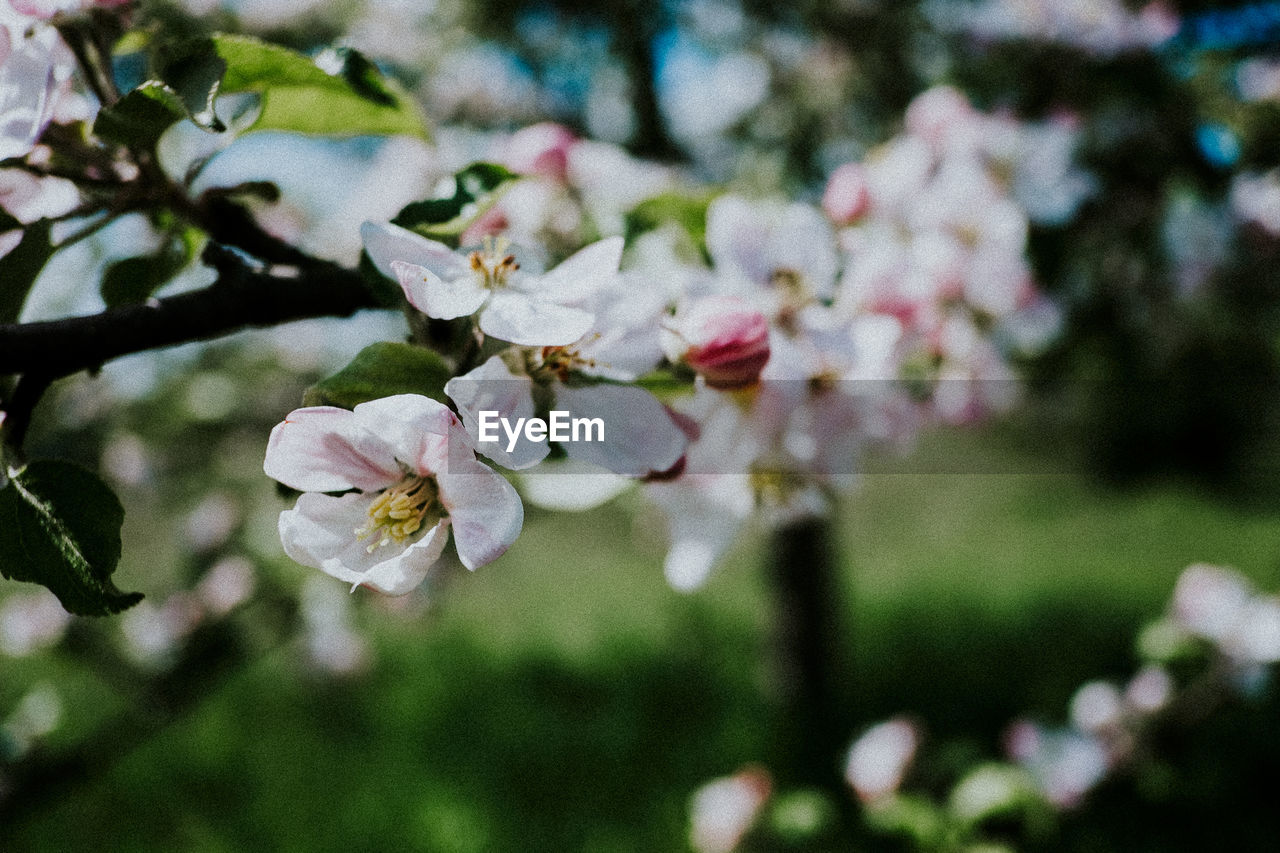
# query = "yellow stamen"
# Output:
<box><xmin>468</xmin><ymin>236</ymin><xmax>520</xmax><ymax>289</ymax></box>
<box><xmin>354</xmin><ymin>475</ymin><xmax>440</xmax><ymax>553</ymax></box>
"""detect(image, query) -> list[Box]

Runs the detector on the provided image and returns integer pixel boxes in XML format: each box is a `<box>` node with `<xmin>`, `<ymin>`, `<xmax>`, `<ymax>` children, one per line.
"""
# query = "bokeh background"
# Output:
<box><xmin>6</xmin><ymin>0</ymin><xmax>1280</xmax><ymax>849</ymax></box>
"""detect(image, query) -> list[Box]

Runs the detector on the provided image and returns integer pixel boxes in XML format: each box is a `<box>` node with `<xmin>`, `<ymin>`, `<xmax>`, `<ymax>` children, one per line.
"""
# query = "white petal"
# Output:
<box><xmin>478</xmin><ymin>291</ymin><xmax>595</xmax><ymax>346</ymax></box>
<box><xmin>706</xmin><ymin>195</ymin><xmax>774</xmax><ymax>287</ymax></box>
<box><xmin>278</xmin><ymin>492</ymin><xmax>449</xmax><ymax>595</ymax></box>
<box><xmin>554</xmin><ymin>383</ymin><xmax>688</xmax><ymax>477</ymax></box>
<box><xmin>445</xmin><ymin>356</ymin><xmax>549</xmax><ymax>470</ymax></box>
<box><xmin>437</xmin><ymin>460</ymin><xmax>524</xmax><ymax>570</ymax></box>
<box><xmin>351</xmin><ymin>394</ymin><xmax>465</xmax><ymax>476</ymax></box>
<box><xmin>527</xmin><ymin>236</ymin><xmax>624</xmax><ymax>304</ymax></box>
<box><xmin>391</xmin><ymin>260</ymin><xmax>489</xmax><ymax>320</ymax></box>
<box><xmin>264</xmin><ymin>406</ymin><xmax>401</xmax><ymax>493</ymax></box>
<box><xmin>361</xmin><ymin>221</ymin><xmax>467</xmax><ymax>280</ymax></box>
<box><xmin>769</xmin><ymin>203</ymin><xmax>838</xmax><ymax>298</ymax></box>
<box><xmin>518</xmin><ymin>458</ymin><xmax>633</xmax><ymax>511</ymax></box>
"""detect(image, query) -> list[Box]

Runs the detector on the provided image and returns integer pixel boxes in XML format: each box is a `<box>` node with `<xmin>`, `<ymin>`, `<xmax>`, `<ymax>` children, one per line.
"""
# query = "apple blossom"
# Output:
<box><xmin>0</xmin><ymin>1</ymin><xmax>75</xmax><ymax>160</ymax></box>
<box><xmin>361</xmin><ymin>220</ymin><xmax>622</xmax><ymax>346</ymax></box>
<box><xmin>688</xmin><ymin>766</ymin><xmax>772</xmax><ymax>853</ymax></box>
<box><xmin>820</xmin><ymin>162</ymin><xmax>870</xmax><ymax>225</ymax></box>
<box><xmin>445</xmin><ymin>352</ymin><xmax>689</xmax><ymax>478</ymax></box>
<box><xmin>500</xmin><ymin>121</ymin><xmax>576</xmax><ymax>181</ymax></box>
<box><xmin>8</xmin><ymin>0</ymin><xmax>131</xmax><ymax>19</ymax></box>
<box><xmin>664</xmin><ymin>295</ymin><xmax>771</xmax><ymax>390</ymax></box>
<box><xmin>844</xmin><ymin>718</ymin><xmax>920</xmax><ymax>803</ymax></box>
<box><xmin>263</xmin><ymin>394</ymin><xmax>522</xmax><ymax>595</ymax></box>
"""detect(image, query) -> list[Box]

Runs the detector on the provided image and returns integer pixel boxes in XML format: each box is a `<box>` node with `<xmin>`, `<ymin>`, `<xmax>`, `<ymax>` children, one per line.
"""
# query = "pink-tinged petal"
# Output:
<box><xmin>361</xmin><ymin>220</ymin><xmax>468</xmax><ymax>281</ymax></box>
<box><xmin>279</xmin><ymin>492</ymin><xmax>447</xmax><ymax>595</ymax></box>
<box><xmin>768</xmin><ymin>203</ymin><xmax>838</xmax><ymax>298</ymax></box>
<box><xmin>391</xmin><ymin>260</ymin><xmax>488</xmax><ymax>320</ymax></box>
<box><xmin>706</xmin><ymin>195</ymin><xmax>774</xmax><ymax>287</ymax></box>
<box><xmin>355</xmin><ymin>520</ymin><xmax>450</xmax><ymax>595</ymax></box>
<box><xmin>529</xmin><ymin>236</ymin><xmax>624</xmax><ymax>304</ymax></box>
<box><xmin>822</xmin><ymin>163</ymin><xmax>871</xmax><ymax>225</ymax></box>
<box><xmin>0</xmin><ymin>11</ymin><xmax>70</xmax><ymax>161</ymax></box>
<box><xmin>351</xmin><ymin>394</ymin><xmax>463</xmax><ymax>476</ymax></box>
<box><xmin>502</xmin><ymin>122</ymin><xmax>577</xmax><ymax>180</ymax></box>
<box><xmin>436</xmin><ymin>460</ymin><xmax>523</xmax><ymax>570</ymax></box>
<box><xmin>554</xmin><ymin>383</ymin><xmax>688</xmax><ymax>477</ymax></box>
<box><xmin>478</xmin><ymin>291</ymin><xmax>595</xmax><ymax>346</ymax></box>
<box><xmin>264</xmin><ymin>406</ymin><xmax>401</xmax><ymax>493</ymax></box>
<box><xmin>673</xmin><ymin>295</ymin><xmax>771</xmax><ymax>389</ymax></box>
<box><xmin>445</xmin><ymin>356</ymin><xmax>549</xmax><ymax>470</ymax></box>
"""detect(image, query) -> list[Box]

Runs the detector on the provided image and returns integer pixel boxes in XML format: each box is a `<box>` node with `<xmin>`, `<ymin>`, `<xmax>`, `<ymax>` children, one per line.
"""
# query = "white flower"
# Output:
<box><xmin>1</xmin><ymin>2</ymin><xmax>75</xmax><ymax>160</ymax></box>
<box><xmin>844</xmin><ymin>718</ymin><xmax>920</xmax><ymax>803</ymax></box>
<box><xmin>361</xmin><ymin>220</ymin><xmax>622</xmax><ymax>346</ymax></box>
<box><xmin>705</xmin><ymin>194</ymin><xmax>838</xmax><ymax>310</ymax></box>
<box><xmin>264</xmin><ymin>394</ymin><xmax>523</xmax><ymax>595</ymax></box>
<box><xmin>445</xmin><ymin>353</ymin><xmax>690</xmax><ymax>478</ymax></box>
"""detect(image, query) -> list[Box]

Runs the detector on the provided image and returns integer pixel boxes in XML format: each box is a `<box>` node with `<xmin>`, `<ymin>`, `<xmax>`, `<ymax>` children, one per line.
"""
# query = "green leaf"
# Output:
<box><xmin>93</xmin><ymin>82</ymin><xmax>189</xmax><ymax>152</ymax></box>
<box><xmin>156</xmin><ymin>35</ymin><xmax>429</xmax><ymax>138</ymax></box>
<box><xmin>624</xmin><ymin>191</ymin><xmax>714</xmax><ymax>256</ymax></box>
<box><xmin>0</xmin><ymin>219</ymin><xmax>55</xmax><ymax>326</ymax></box>
<box><xmin>156</xmin><ymin>37</ymin><xmax>228</xmax><ymax>131</ymax></box>
<box><xmin>302</xmin><ymin>342</ymin><xmax>453</xmax><ymax>409</ymax></box>
<box><xmin>112</xmin><ymin>36</ymin><xmax>430</xmax><ymax>147</ymax></box>
<box><xmin>99</xmin><ymin>229</ymin><xmax>201</xmax><ymax>308</ymax></box>
<box><xmin>392</xmin><ymin>162</ymin><xmax>518</xmax><ymax>245</ymax></box>
<box><xmin>0</xmin><ymin>460</ymin><xmax>142</xmax><ymax>616</ymax></box>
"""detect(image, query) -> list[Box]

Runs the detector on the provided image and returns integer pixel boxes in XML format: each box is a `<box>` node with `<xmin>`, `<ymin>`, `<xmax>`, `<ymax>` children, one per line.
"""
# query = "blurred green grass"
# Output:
<box><xmin>6</xmin><ymin>423</ymin><xmax>1280</xmax><ymax>850</ymax></box>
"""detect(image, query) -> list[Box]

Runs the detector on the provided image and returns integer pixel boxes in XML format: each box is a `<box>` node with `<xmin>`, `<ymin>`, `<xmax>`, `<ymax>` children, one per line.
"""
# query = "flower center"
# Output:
<box><xmin>532</xmin><ymin>341</ymin><xmax>598</xmax><ymax>382</ymax></box>
<box><xmin>770</xmin><ymin>267</ymin><xmax>814</xmax><ymax>334</ymax></box>
<box><xmin>748</xmin><ymin>465</ymin><xmax>808</xmax><ymax>507</ymax></box>
<box><xmin>355</xmin><ymin>475</ymin><xmax>440</xmax><ymax>552</ymax></box>
<box><xmin>469</xmin><ymin>235</ymin><xmax>519</xmax><ymax>289</ymax></box>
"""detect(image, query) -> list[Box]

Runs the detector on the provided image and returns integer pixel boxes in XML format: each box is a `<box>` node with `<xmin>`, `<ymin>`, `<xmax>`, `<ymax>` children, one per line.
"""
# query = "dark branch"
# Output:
<box><xmin>0</xmin><ymin>246</ymin><xmax>381</xmax><ymax>381</ymax></box>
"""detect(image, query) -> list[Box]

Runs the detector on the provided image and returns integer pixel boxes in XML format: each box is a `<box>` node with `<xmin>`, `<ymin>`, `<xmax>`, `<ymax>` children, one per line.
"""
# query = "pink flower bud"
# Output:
<box><xmin>673</xmin><ymin>296</ymin><xmax>770</xmax><ymax>390</ymax></box>
<box><xmin>822</xmin><ymin>163</ymin><xmax>870</xmax><ymax>225</ymax></box>
<box><xmin>502</xmin><ymin>122</ymin><xmax>577</xmax><ymax>182</ymax></box>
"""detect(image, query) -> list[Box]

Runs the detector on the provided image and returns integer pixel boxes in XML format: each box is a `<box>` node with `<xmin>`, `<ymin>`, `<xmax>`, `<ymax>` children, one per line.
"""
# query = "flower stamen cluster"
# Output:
<box><xmin>355</xmin><ymin>475</ymin><xmax>440</xmax><ymax>552</ymax></box>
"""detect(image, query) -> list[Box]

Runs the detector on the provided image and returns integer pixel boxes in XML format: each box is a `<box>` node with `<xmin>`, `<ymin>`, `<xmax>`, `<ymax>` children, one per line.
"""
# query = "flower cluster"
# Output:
<box><xmin>927</xmin><ymin>0</ymin><xmax>1179</xmax><ymax>58</ymax></box>
<box><xmin>684</xmin><ymin>563</ymin><xmax>1280</xmax><ymax>852</ymax></box>
<box><xmin>263</xmin><ymin>87</ymin><xmax>1058</xmax><ymax>596</ymax></box>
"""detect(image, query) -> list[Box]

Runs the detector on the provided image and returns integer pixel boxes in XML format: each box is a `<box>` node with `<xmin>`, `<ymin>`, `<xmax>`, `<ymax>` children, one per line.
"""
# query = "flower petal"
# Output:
<box><xmin>526</xmin><ymin>236</ymin><xmax>624</xmax><ymax>304</ymax></box>
<box><xmin>278</xmin><ymin>492</ymin><xmax>449</xmax><ymax>595</ymax></box>
<box><xmin>553</xmin><ymin>383</ymin><xmax>688</xmax><ymax>477</ymax></box>
<box><xmin>391</xmin><ymin>260</ymin><xmax>489</xmax><ymax>320</ymax></box>
<box><xmin>445</xmin><ymin>356</ymin><xmax>550</xmax><ymax>470</ymax></box>
<box><xmin>351</xmin><ymin>394</ymin><xmax>464</xmax><ymax>476</ymax></box>
<box><xmin>264</xmin><ymin>406</ymin><xmax>401</xmax><ymax>493</ymax></box>
<box><xmin>478</xmin><ymin>291</ymin><xmax>595</xmax><ymax>346</ymax></box>
<box><xmin>437</xmin><ymin>459</ymin><xmax>524</xmax><ymax>570</ymax></box>
<box><xmin>361</xmin><ymin>220</ymin><xmax>467</xmax><ymax>281</ymax></box>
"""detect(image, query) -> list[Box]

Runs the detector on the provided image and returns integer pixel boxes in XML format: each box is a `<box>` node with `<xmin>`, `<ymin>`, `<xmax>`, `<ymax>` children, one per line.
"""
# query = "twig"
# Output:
<box><xmin>0</xmin><ymin>246</ymin><xmax>380</xmax><ymax>381</ymax></box>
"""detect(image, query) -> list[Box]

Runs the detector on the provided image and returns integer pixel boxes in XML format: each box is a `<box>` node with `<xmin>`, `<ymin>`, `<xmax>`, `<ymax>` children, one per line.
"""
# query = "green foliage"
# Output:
<box><xmin>624</xmin><ymin>192</ymin><xmax>713</xmax><ymax>255</ymax></box>
<box><xmin>92</xmin><ymin>82</ymin><xmax>189</xmax><ymax>153</ymax></box>
<box><xmin>100</xmin><ymin>229</ymin><xmax>202</xmax><ymax>308</ymax></box>
<box><xmin>391</xmin><ymin>162</ymin><xmax>518</xmax><ymax>245</ymax></box>
<box><xmin>107</xmin><ymin>34</ymin><xmax>429</xmax><ymax>146</ymax></box>
<box><xmin>0</xmin><ymin>219</ymin><xmax>55</xmax><ymax>326</ymax></box>
<box><xmin>0</xmin><ymin>461</ymin><xmax>141</xmax><ymax>617</ymax></box>
<box><xmin>302</xmin><ymin>342</ymin><xmax>452</xmax><ymax>409</ymax></box>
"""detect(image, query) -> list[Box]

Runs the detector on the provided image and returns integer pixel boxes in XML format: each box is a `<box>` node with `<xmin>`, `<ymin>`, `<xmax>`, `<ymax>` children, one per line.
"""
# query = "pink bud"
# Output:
<box><xmin>904</xmin><ymin>86</ymin><xmax>975</xmax><ymax>146</ymax></box>
<box><xmin>674</xmin><ymin>296</ymin><xmax>770</xmax><ymax>390</ymax></box>
<box><xmin>502</xmin><ymin>122</ymin><xmax>577</xmax><ymax>182</ymax></box>
<box><xmin>822</xmin><ymin>163</ymin><xmax>870</xmax><ymax>225</ymax></box>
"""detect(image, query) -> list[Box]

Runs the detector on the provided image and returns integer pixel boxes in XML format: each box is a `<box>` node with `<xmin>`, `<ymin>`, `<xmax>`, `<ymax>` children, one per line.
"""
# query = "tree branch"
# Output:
<box><xmin>0</xmin><ymin>246</ymin><xmax>381</xmax><ymax>381</ymax></box>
